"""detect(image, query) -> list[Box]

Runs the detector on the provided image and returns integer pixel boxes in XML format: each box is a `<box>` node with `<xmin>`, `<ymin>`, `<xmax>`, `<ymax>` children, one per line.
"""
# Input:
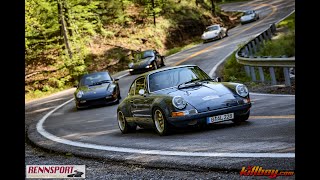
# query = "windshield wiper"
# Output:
<box><xmin>91</xmin><ymin>80</ymin><xmax>111</xmax><ymax>86</ymax></box>
<box><xmin>177</xmin><ymin>79</ymin><xmax>202</xmax><ymax>89</ymax></box>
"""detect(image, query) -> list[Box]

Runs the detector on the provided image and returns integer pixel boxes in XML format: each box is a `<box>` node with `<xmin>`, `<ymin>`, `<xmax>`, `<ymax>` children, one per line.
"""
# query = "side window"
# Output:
<box><xmin>128</xmin><ymin>81</ymin><xmax>136</xmax><ymax>96</ymax></box>
<box><xmin>135</xmin><ymin>77</ymin><xmax>146</xmax><ymax>95</ymax></box>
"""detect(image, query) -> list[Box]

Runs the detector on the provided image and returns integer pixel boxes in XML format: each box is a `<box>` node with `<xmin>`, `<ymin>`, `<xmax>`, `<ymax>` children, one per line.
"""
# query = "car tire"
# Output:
<box><xmin>117</xmin><ymin>111</ymin><xmax>136</xmax><ymax>134</ymax></box>
<box><xmin>117</xmin><ymin>88</ymin><xmax>121</xmax><ymax>99</ymax></box>
<box><xmin>153</xmin><ymin>108</ymin><xmax>169</xmax><ymax>136</ymax></box>
<box><xmin>153</xmin><ymin>61</ymin><xmax>158</xmax><ymax>70</ymax></box>
<box><xmin>232</xmin><ymin>110</ymin><xmax>250</xmax><ymax>124</ymax></box>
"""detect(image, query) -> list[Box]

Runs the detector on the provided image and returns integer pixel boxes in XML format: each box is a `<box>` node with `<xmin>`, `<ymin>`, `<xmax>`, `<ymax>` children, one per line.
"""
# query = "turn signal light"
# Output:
<box><xmin>172</xmin><ymin>112</ymin><xmax>185</xmax><ymax>117</ymax></box>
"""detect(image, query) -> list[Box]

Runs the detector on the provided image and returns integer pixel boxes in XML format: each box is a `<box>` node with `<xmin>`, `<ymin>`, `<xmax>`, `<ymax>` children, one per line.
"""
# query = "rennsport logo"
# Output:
<box><xmin>26</xmin><ymin>165</ymin><xmax>85</xmax><ymax>179</ymax></box>
<box><xmin>240</xmin><ymin>166</ymin><xmax>294</xmax><ymax>178</ymax></box>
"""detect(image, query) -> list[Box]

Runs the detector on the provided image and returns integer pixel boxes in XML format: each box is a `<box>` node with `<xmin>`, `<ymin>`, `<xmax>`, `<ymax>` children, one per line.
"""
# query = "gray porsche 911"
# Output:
<box><xmin>117</xmin><ymin>65</ymin><xmax>251</xmax><ymax>136</ymax></box>
<box><xmin>128</xmin><ymin>49</ymin><xmax>165</xmax><ymax>75</ymax></box>
<box><xmin>74</xmin><ymin>71</ymin><xmax>121</xmax><ymax>109</ymax></box>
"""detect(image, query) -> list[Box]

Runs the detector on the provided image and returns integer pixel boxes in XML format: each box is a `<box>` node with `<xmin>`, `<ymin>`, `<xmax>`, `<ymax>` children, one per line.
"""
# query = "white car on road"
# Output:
<box><xmin>201</xmin><ymin>24</ymin><xmax>228</xmax><ymax>43</ymax></box>
<box><xmin>240</xmin><ymin>10</ymin><xmax>259</xmax><ymax>24</ymax></box>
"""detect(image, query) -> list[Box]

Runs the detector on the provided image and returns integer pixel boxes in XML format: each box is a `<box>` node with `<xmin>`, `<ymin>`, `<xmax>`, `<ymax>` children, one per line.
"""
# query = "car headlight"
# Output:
<box><xmin>145</xmin><ymin>65</ymin><xmax>150</xmax><ymax>68</ymax></box>
<box><xmin>128</xmin><ymin>62</ymin><xmax>133</xmax><ymax>68</ymax></box>
<box><xmin>76</xmin><ymin>91</ymin><xmax>84</xmax><ymax>98</ymax></box>
<box><xmin>172</xmin><ymin>96</ymin><xmax>187</xmax><ymax>109</ymax></box>
<box><xmin>107</xmin><ymin>84</ymin><xmax>116</xmax><ymax>93</ymax></box>
<box><xmin>236</xmin><ymin>84</ymin><xmax>249</xmax><ymax>97</ymax></box>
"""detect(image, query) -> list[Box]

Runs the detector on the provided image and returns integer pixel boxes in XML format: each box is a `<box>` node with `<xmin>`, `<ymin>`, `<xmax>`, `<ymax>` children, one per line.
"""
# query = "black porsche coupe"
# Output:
<box><xmin>117</xmin><ymin>65</ymin><xmax>251</xmax><ymax>135</ymax></box>
<box><xmin>128</xmin><ymin>49</ymin><xmax>165</xmax><ymax>75</ymax></box>
<box><xmin>74</xmin><ymin>71</ymin><xmax>121</xmax><ymax>109</ymax></box>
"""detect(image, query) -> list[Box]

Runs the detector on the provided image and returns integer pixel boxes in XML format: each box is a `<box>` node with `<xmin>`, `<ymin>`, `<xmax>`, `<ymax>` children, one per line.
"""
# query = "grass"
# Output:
<box><xmin>277</xmin><ymin>12</ymin><xmax>295</xmax><ymax>31</ymax></box>
<box><xmin>256</xmin><ymin>12</ymin><xmax>295</xmax><ymax>57</ymax></box>
<box><xmin>25</xmin><ymin>85</ymin><xmax>73</xmax><ymax>103</ymax></box>
<box><xmin>220</xmin><ymin>52</ymin><xmax>250</xmax><ymax>82</ymax></box>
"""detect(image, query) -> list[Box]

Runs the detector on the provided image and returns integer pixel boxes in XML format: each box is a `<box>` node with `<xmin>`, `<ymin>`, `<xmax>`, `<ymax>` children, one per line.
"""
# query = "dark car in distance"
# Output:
<box><xmin>128</xmin><ymin>49</ymin><xmax>165</xmax><ymax>75</ymax></box>
<box><xmin>74</xmin><ymin>71</ymin><xmax>121</xmax><ymax>109</ymax></box>
<box><xmin>117</xmin><ymin>65</ymin><xmax>251</xmax><ymax>136</ymax></box>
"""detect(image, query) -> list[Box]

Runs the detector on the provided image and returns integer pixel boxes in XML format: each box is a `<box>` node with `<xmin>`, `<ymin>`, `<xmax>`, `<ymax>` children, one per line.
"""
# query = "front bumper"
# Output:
<box><xmin>167</xmin><ymin>103</ymin><xmax>251</xmax><ymax>127</ymax></box>
<box><xmin>202</xmin><ymin>35</ymin><xmax>220</xmax><ymax>42</ymax></box>
<box><xmin>76</xmin><ymin>95</ymin><xmax>118</xmax><ymax>109</ymax></box>
<box><xmin>241</xmin><ymin>18</ymin><xmax>255</xmax><ymax>24</ymax></box>
<box><xmin>129</xmin><ymin>66</ymin><xmax>153</xmax><ymax>74</ymax></box>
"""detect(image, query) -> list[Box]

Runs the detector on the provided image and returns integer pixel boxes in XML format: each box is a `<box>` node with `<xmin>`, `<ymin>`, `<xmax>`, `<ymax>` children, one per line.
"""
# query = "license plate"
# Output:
<box><xmin>207</xmin><ymin>113</ymin><xmax>234</xmax><ymax>124</ymax></box>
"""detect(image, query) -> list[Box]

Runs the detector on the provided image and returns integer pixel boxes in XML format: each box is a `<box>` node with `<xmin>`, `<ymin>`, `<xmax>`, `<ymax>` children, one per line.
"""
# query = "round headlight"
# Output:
<box><xmin>107</xmin><ymin>84</ymin><xmax>116</xmax><ymax>93</ymax></box>
<box><xmin>76</xmin><ymin>91</ymin><xmax>84</xmax><ymax>98</ymax></box>
<box><xmin>172</xmin><ymin>96</ymin><xmax>187</xmax><ymax>109</ymax></box>
<box><xmin>128</xmin><ymin>62</ymin><xmax>133</xmax><ymax>68</ymax></box>
<box><xmin>236</xmin><ymin>84</ymin><xmax>249</xmax><ymax>97</ymax></box>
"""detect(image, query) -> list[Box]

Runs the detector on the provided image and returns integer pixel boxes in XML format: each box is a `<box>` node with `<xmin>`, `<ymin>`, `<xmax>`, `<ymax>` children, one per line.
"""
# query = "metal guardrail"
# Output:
<box><xmin>235</xmin><ymin>15</ymin><xmax>295</xmax><ymax>87</ymax></box>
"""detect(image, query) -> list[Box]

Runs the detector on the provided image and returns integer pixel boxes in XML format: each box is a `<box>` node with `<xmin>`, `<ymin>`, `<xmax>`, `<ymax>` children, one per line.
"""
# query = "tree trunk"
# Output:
<box><xmin>151</xmin><ymin>0</ymin><xmax>156</xmax><ymax>26</ymax></box>
<box><xmin>62</xmin><ymin>0</ymin><xmax>73</xmax><ymax>37</ymax></box>
<box><xmin>57</xmin><ymin>0</ymin><xmax>72</xmax><ymax>59</ymax></box>
<box><xmin>211</xmin><ymin>0</ymin><xmax>215</xmax><ymax>14</ymax></box>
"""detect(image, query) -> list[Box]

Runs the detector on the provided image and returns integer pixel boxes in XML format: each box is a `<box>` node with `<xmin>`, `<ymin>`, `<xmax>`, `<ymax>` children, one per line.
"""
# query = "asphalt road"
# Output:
<box><xmin>26</xmin><ymin>0</ymin><xmax>295</xmax><ymax>178</ymax></box>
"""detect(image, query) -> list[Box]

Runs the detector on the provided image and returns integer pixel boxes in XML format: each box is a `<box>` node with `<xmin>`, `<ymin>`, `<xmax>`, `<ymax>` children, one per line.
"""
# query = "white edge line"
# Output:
<box><xmin>250</xmin><ymin>92</ymin><xmax>295</xmax><ymax>97</ymax></box>
<box><xmin>35</xmin><ymin>98</ymin><xmax>294</xmax><ymax>158</ymax></box>
<box><xmin>209</xmin><ymin>49</ymin><xmax>237</xmax><ymax>78</ymax></box>
<box><xmin>116</xmin><ymin>72</ymin><xmax>130</xmax><ymax>79</ymax></box>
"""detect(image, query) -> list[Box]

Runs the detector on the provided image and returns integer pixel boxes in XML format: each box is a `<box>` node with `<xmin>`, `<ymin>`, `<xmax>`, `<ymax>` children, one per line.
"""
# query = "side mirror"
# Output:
<box><xmin>138</xmin><ymin>89</ymin><xmax>145</xmax><ymax>96</ymax></box>
<box><xmin>215</xmin><ymin>77</ymin><xmax>222</xmax><ymax>82</ymax></box>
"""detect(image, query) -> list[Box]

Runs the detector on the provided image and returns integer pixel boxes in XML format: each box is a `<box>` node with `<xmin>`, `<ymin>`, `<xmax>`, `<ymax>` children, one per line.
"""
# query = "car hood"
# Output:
<box><xmin>129</xmin><ymin>57</ymin><xmax>154</xmax><ymax>69</ymax></box>
<box><xmin>77</xmin><ymin>83</ymin><xmax>112</xmax><ymax>99</ymax></box>
<box><xmin>202</xmin><ymin>30</ymin><xmax>219</xmax><ymax>37</ymax></box>
<box><xmin>158</xmin><ymin>83</ymin><xmax>239</xmax><ymax>113</ymax></box>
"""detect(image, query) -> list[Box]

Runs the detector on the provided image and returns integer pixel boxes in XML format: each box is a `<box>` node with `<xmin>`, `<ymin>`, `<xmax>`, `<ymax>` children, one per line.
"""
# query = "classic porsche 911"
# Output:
<box><xmin>201</xmin><ymin>24</ymin><xmax>228</xmax><ymax>43</ymax></box>
<box><xmin>240</xmin><ymin>10</ymin><xmax>259</xmax><ymax>24</ymax></box>
<box><xmin>74</xmin><ymin>71</ymin><xmax>121</xmax><ymax>109</ymax></box>
<box><xmin>128</xmin><ymin>49</ymin><xmax>165</xmax><ymax>75</ymax></box>
<box><xmin>117</xmin><ymin>65</ymin><xmax>251</xmax><ymax>136</ymax></box>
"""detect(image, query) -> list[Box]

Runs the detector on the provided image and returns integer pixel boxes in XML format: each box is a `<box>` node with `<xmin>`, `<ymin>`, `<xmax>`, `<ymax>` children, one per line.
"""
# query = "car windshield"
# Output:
<box><xmin>244</xmin><ymin>11</ymin><xmax>253</xmax><ymax>15</ymax></box>
<box><xmin>148</xmin><ymin>66</ymin><xmax>211</xmax><ymax>92</ymax></box>
<box><xmin>79</xmin><ymin>72</ymin><xmax>112</xmax><ymax>86</ymax></box>
<box><xmin>134</xmin><ymin>50</ymin><xmax>155</xmax><ymax>61</ymax></box>
<box><xmin>205</xmin><ymin>25</ymin><xmax>219</xmax><ymax>32</ymax></box>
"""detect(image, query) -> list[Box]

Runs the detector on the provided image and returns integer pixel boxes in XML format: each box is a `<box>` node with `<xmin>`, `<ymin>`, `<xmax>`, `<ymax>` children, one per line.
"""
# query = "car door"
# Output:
<box><xmin>130</xmin><ymin>77</ymin><xmax>152</xmax><ymax>125</ymax></box>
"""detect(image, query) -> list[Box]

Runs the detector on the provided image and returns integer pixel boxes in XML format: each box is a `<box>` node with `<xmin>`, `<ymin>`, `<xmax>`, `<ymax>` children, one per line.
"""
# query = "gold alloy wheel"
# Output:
<box><xmin>154</xmin><ymin>109</ymin><xmax>164</xmax><ymax>133</ymax></box>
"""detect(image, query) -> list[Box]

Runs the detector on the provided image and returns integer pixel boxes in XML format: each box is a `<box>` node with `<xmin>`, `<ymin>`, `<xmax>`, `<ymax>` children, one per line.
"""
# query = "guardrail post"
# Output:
<box><xmin>244</xmin><ymin>66</ymin><xmax>250</xmax><ymax>77</ymax></box>
<box><xmin>263</xmin><ymin>31</ymin><xmax>269</xmax><ymax>40</ymax></box>
<box><xmin>250</xmin><ymin>66</ymin><xmax>256</xmax><ymax>81</ymax></box>
<box><xmin>267</xmin><ymin>28</ymin><xmax>272</xmax><ymax>39</ymax></box>
<box><xmin>244</xmin><ymin>46</ymin><xmax>249</xmax><ymax>56</ymax></box>
<box><xmin>269</xmin><ymin>67</ymin><xmax>277</xmax><ymax>85</ymax></box>
<box><xmin>270</xmin><ymin>23</ymin><xmax>276</xmax><ymax>35</ymax></box>
<box><xmin>251</xmin><ymin>41</ymin><xmax>257</xmax><ymax>54</ymax></box>
<box><xmin>259</xmin><ymin>34</ymin><xmax>264</xmax><ymax>42</ymax></box>
<box><xmin>247</xmin><ymin>44</ymin><xmax>253</xmax><ymax>56</ymax></box>
<box><xmin>283</xmin><ymin>67</ymin><xmax>291</xmax><ymax>86</ymax></box>
<box><xmin>255</xmin><ymin>38</ymin><xmax>260</xmax><ymax>50</ymax></box>
<box><xmin>258</xmin><ymin>67</ymin><xmax>265</xmax><ymax>82</ymax></box>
